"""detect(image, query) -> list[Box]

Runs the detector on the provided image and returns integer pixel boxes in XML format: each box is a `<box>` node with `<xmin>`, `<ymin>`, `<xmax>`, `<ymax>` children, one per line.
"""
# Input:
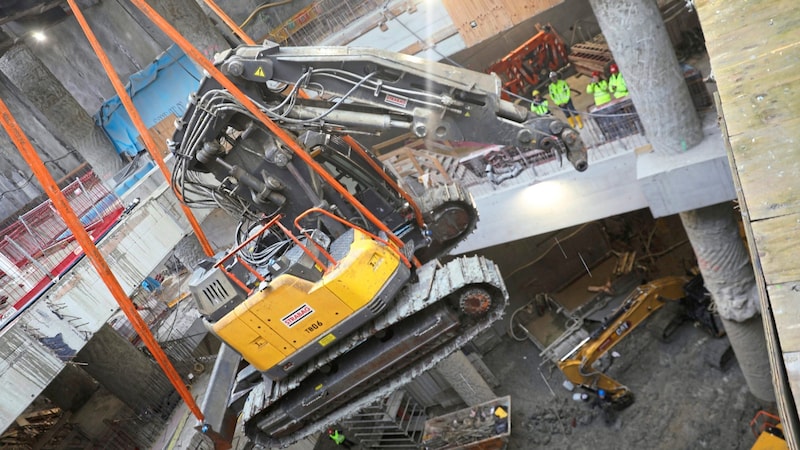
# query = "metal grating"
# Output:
<box><xmin>342</xmin><ymin>390</ymin><xmax>426</xmax><ymax>448</ymax></box>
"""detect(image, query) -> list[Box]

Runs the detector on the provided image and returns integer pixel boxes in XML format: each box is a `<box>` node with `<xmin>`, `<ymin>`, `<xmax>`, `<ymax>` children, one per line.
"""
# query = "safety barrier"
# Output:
<box><xmin>456</xmin><ymin>103</ymin><xmax>647</xmax><ymax>192</ymax></box>
<box><xmin>0</xmin><ymin>171</ymin><xmax>123</xmax><ymax>329</ymax></box>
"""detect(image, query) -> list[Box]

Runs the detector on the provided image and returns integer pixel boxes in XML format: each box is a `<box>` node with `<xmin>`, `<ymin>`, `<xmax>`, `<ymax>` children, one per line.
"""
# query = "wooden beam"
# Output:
<box><xmin>398</xmin><ymin>25</ymin><xmax>459</xmax><ymax>55</ymax></box>
<box><xmin>31</xmin><ymin>412</ymin><xmax>71</xmax><ymax>450</ymax></box>
<box><xmin>372</xmin><ymin>132</ymin><xmax>416</xmax><ymax>152</ymax></box>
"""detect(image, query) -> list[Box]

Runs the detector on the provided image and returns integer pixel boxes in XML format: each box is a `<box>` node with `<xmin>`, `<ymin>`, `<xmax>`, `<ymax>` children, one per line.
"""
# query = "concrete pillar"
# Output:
<box><xmin>435</xmin><ymin>350</ymin><xmax>495</xmax><ymax>405</ymax></box>
<box><xmin>588</xmin><ymin>0</ymin><xmax>702</xmax><ymax>153</ymax></box>
<box><xmin>0</xmin><ymin>70</ymin><xmax>83</xmax><ymax>182</ymax></box>
<box><xmin>173</xmin><ymin>233</ymin><xmax>212</xmax><ymax>273</ymax></box>
<box><xmin>74</xmin><ymin>324</ymin><xmax>173</xmax><ymax>413</ymax></box>
<box><xmin>149</xmin><ymin>0</ymin><xmax>232</xmax><ymax>61</ymax></box>
<box><xmin>680</xmin><ymin>203</ymin><xmax>775</xmax><ymax>403</ymax></box>
<box><xmin>0</xmin><ymin>44</ymin><xmax>123</xmax><ymax>183</ymax></box>
<box><xmin>42</xmin><ymin>363</ymin><xmax>99</xmax><ymax>412</ymax></box>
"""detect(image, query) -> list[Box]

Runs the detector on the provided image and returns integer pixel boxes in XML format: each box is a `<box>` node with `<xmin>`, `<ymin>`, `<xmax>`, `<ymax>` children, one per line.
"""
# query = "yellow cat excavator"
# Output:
<box><xmin>172</xmin><ymin>42</ymin><xmax>588</xmax><ymax>447</ymax></box>
<box><xmin>557</xmin><ymin>275</ymin><xmax>726</xmax><ymax>409</ymax></box>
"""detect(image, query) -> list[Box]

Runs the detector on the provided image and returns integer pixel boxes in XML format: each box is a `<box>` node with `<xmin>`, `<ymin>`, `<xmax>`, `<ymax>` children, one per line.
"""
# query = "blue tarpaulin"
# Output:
<box><xmin>94</xmin><ymin>45</ymin><xmax>202</xmax><ymax>157</ymax></box>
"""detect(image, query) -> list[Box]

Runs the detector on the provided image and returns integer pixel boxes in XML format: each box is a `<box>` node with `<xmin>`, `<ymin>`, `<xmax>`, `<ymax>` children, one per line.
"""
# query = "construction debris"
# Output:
<box><xmin>613</xmin><ymin>251</ymin><xmax>637</xmax><ymax>276</ymax></box>
<box><xmin>568</xmin><ymin>35</ymin><xmax>613</xmax><ymax>77</ymax></box>
<box><xmin>422</xmin><ymin>396</ymin><xmax>510</xmax><ymax>449</ymax></box>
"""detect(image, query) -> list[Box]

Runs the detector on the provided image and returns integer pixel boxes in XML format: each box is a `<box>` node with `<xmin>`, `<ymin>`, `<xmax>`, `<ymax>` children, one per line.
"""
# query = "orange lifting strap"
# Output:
<box><xmin>65</xmin><ymin>0</ymin><xmax>214</xmax><ymax>258</ymax></box>
<box><xmin>0</xmin><ymin>97</ymin><xmax>204</xmax><ymax>422</ymax></box>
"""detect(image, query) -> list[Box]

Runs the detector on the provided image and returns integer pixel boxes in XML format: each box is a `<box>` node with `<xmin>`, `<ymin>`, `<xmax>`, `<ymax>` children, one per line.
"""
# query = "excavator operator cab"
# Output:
<box><xmin>189</xmin><ymin>212</ymin><xmax>412</xmax><ymax>380</ymax></box>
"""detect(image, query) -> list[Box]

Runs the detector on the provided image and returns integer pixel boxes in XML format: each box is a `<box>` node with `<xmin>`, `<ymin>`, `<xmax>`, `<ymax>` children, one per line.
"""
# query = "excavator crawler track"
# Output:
<box><xmin>414</xmin><ymin>182</ymin><xmax>478</xmax><ymax>262</ymax></box>
<box><xmin>242</xmin><ymin>255</ymin><xmax>508</xmax><ymax>448</ymax></box>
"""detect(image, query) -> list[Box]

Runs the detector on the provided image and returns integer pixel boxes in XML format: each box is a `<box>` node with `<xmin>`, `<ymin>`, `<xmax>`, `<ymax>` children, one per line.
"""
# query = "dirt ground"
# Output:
<box><xmin>483</xmin><ymin>316</ymin><xmax>765</xmax><ymax>450</ymax></box>
<box><xmin>479</xmin><ymin>212</ymin><xmax>769</xmax><ymax>450</ymax></box>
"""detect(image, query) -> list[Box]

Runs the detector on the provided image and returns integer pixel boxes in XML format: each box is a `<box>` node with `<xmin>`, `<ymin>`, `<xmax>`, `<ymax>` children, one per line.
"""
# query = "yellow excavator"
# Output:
<box><xmin>750</xmin><ymin>410</ymin><xmax>788</xmax><ymax>450</ymax></box>
<box><xmin>172</xmin><ymin>42</ymin><xmax>588</xmax><ymax>447</ymax></box>
<box><xmin>557</xmin><ymin>275</ymin><xmax>726</xmax><ymax>408</ymax></box>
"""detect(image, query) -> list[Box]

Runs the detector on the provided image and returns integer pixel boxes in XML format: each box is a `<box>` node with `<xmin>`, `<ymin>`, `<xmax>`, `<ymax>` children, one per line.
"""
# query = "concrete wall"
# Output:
<box><xmin>0</xmin><ymin>0</ymin><xmax>169</xmax><ymax>222</ymax></box>
<box><xmin>0</xmin><ymin>182</ymin><xmax>189</xmax><ymax>433</ymax></box>
<box><xmin>0</xmin><ymin>70</ymin><xmax>84</xmax><ymax>219</ymax></box>
<box><xmin>24</xmin><ymin>0</ymin><xmax>168</xmax><ymax>114</ymax></box>
<box><xmin>76</xmin><ymin>324</ymin><xmax>172</xmax><ymax>412</ymax></box>
<box><xmin>197</xmin><ymin>0</ymin><xmax>316</xmax><ymax>44</ymax></box>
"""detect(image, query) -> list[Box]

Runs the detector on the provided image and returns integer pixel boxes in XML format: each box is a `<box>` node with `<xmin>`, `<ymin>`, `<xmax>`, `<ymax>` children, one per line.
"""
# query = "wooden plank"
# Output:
<box><xmin>441</xmin><ymin>0</ymin><xmax>514</xmax><ymax>47</ymax></box>
<box><xmin>699</xmin><ymin>0</ymin><xmax>799</xmax><ymax>70</ymax></box>
<box><xmin>398</xmin><ymin>25</ymin><xmax>459</xmax><ymax>56</ymax></box>
<box><xmin>137</xmin><ymin>114</ymin><xmax>177</xmax><ymax>158</ymax></box>
<box><xmin>31</xmin><ymin>411</ymin><xmax>71</xmax><ymax>450</ymax></box>
<box><xmin>501</xmin><ymin>0</ymin><xmax>561</xmax><ymax>25</ymax></box>
<box><xmin>785</xmin><ymin>353</ymin><xmax>800</xmax><ymax>420</ymax></box>
<box><xmin>716</xmin><ymin>85</ymin><xmax>800</xmax><ymax>446</ymax></box>
<box><xmin>372</xmin><ymin>131</ymin><xmax>415</xmax><ymax>153</ymax></box>
<box><xmin>713</xmin><ymin>51</ymin><xmax>800</xmax><ymax>133</ymax></box>
<box><xmin>767</xmin><ymin>283</ymin><xmax>800</xmax><ymax>352</ymax></box>
<box><xmin>751</xmin><ymin>212</ymin><xmax>800</xmax><ymax>285</ymax></box>
<box><xmin>699</xmin><ymin>2</ymin><xmax>800</xmax><ymax>219</ymax></box>
<box><xmin>726</xmin><ymin>120</ymin><xmax>800</xmax><ymax>221</ymax></box>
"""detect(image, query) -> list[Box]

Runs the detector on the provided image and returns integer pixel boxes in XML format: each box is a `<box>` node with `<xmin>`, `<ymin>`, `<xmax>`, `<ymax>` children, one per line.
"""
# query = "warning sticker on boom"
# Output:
<box><xmin>282</xmin><ymin>304</ymin><xmax>314</xmax><ymax>327</ymax></box>
<box><xmin>384</xmin><ymin>93</ymin><xmax>409</xmax><ymax>108</ymax></box>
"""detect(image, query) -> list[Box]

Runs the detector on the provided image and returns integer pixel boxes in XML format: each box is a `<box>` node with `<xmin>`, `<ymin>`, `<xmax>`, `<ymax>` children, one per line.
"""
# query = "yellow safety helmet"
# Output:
<box><xmin>532</xmin><ymin>90</ymin><xmax>540</xmax><ymax>96</ymax></box>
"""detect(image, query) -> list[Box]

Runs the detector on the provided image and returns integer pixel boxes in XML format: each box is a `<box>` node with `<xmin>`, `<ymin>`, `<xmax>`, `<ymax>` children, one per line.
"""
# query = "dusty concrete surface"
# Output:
<box><xmin>479</xmin><ymin>209</ymin><xmax>768</xmax><ymax>450</ymax></box>
<box><xmin>484</xmin><ymin>316</ymin><xmax>763</xmax><ymax>449</ymax></box>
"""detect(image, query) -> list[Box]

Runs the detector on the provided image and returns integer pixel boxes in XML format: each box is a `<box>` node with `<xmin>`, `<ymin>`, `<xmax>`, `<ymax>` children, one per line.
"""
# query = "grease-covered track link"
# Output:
<box><xmin>415</xmin><ymin>182</ymin><xmax>478</xmax><ymax>262</ymax></box>
<box><xmin>242</xmin><ymin>255</ymin><xmax>508</xmax><ymax>448</ymax></box>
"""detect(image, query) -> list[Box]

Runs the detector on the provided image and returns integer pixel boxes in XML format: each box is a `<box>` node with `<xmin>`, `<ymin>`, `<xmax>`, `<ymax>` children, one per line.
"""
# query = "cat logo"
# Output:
<box><xmin>254</xmin><ymin>66</ymin><xmax>267</xmax><ymax>78</ymax></box>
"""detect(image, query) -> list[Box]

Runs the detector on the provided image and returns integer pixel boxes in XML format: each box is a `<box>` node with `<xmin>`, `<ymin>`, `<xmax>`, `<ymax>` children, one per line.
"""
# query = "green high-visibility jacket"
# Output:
<box><xmin>531</xmin><ymin>99</ymin><xmax>550</xmax><ymax>116</ymax></box>
<box><xmin>609</xmin><ymin>73</ymin><xmax>628</xmax><ymax>98</ymax></box>
<box><xmin>587</xmin><ymin>80</ymin><xmax>611</xmax><ymax>106</ymax></box>
<box><xmin>548</xmin><ymin>79</ymin><xmax>571</xmax><ymax>106</ymax></box>
<box><xmin>330</xmin><ymin>431</ymin><xmax>345</xmax><ymax>445</ymax></box>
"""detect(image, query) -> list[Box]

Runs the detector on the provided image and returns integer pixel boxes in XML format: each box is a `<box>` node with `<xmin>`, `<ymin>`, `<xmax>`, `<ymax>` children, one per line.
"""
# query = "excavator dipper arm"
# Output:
<box><xmin>557</xmin><ymin>276</ymin><xmax>689</xmax><ymax>406</ymax></box>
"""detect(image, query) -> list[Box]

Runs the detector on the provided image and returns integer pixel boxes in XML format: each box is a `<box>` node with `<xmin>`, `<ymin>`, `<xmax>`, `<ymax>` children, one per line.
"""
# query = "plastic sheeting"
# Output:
<box><xmin>94</xmin><ymin>45</ymin><xmax>202</xmax><ymax>156</ymax></box>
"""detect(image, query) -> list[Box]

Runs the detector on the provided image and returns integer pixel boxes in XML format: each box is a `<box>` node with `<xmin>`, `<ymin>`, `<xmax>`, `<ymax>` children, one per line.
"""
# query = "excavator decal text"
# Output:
<box><xmin>305</xmin><ymin>320</ymin><xmax>324</xmax><ymax>334</ymax></box>
<box><xmin>384</xmin><ymin>93</ymin><xmax>408</xmax><ymax>108</ymax></box>
<box><xmin>282</xmin><ymin>304</ymin><xmax>314</xmax><ymax>327</ymax></box>
<box><xmin>615</xmin><ymin>321</ymin><xmax>631</xmax><ymax>336</ymax></box>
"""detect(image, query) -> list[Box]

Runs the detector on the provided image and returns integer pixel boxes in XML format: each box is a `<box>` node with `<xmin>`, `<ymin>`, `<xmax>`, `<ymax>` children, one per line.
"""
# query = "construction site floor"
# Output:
<box><xmin>486</xmin><ymin>305</ymin><xmax>764</xmax><ymax>449</ymax></box>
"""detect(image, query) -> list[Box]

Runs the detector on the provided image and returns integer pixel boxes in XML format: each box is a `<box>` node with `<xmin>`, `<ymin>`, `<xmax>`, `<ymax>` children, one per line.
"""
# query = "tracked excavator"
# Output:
<box><xmin>170</xmin><ymin>41</ymin><xmax>588</xmax><ymax>448</ymax></box>
<box><xmin>557</xmin><ymin>275</ymin><xmax>726</xmax><ymax>409</ymax></box>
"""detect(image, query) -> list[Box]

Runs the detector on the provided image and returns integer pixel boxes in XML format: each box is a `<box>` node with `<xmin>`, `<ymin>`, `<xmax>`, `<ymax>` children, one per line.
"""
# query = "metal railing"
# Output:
<box><xmin>342</xmin><ymin>390</ymin><xmax>426</xmax><ymax>448</ymax></box>
<box><xmin>455</xmin><ymin>103</ymin><xmax>648</xmax><ymax>198</ymax></box>
<box><xmin>0</xmin><ymin>171</ymin><xmax>123</xmax><ymax>329</ymax></box>
<box><xmin>267</xmin><ymin>0</ymin><xmax>383</xmax><ymax>46</ymax></box>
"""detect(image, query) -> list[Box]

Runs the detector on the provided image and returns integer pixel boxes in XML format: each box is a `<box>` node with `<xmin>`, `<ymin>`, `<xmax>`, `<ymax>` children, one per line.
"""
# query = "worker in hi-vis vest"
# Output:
<box><xmin>587</xmin><ymin>71</ymin><xmax>612</xmax><ymax>106</ymax></box>
<box><xmin>328</xmin><ymin>428</ymin><xmax>354</xmax><ymax>448</ymax></box>
<box><xmin>548</xmin><ymin>71</ymin><xmax>582</xmax><ymax>128</ymax></box>
<box><xmin>530</xmin><ymin>90</ymin><xmax>551</xmax><ymax>116</ymax></box>
<box><xmin>608</xmin><ymin>63</ymin><xmax>628</xmax><ymax>98</ymax></box>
